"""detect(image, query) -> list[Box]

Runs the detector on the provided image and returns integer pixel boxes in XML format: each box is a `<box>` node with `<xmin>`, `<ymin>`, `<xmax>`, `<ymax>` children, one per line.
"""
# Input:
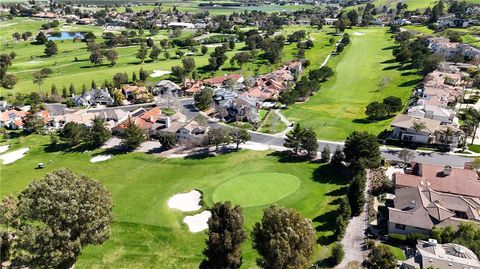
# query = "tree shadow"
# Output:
<box><xmin>382</xmin><ymin>45</ymin><xmax>397</xmax><ymax>51</ymax></box>
<box><xmin>267</xmin><ymin>150</ymin><xmax>310</xmax><ymax>163</ymax></box>
<box><xmin>324</xmin><ymin>186</ymin><xmax>348</xmax><ymax>197</ymax></box>
<box><xmin>380</xmin><ymin>58</ymin><xmax>397</xmax><ymax>64</ymax></box>
<box><xmin>383</xmin><ymin>65</ymin><xmax>401</xmax><ymax>71</ymax></box>
<box><xmin>312</xmin><ymin>164</ymin><xmax>350</xmax><ymax>185</ymax></box>
<box><xmin>221</xmin><ymin>66</ymin><xmax>240</xmax><ymax>72</ymax></box>
<box><xmin>401</xmin><ymin>71</ymin><xmax>417</xmax><ymax>76</ymax></box>
<box><xmin>399</xmin><ymin>78</ymin><xmax>422</xmax><ymax>87</ymax></box>
<box><xmin>80</xmin><ymin>63</ymin><xmax>112</xmax><ymax>69</ymax></box>
<box><xmin>313</xmin><ymin>210</ymin><xmax>337</xmax><ymax>232</ymax></box>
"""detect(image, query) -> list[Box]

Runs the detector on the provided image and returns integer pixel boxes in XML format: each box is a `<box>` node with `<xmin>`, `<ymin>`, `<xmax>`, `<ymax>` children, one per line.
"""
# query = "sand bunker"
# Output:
<box><xmin>90</xmin><ymin>155</ymin><xmax>112</xmax><ymax>163</ymax></box>
<box><xmin>353</xmin><ymin>32</ymin><xmax>365</xmax><ymax>36</ymax></box>
<box><xmin>205</xmin><ymin>43</ymin><xmax>223</xmax><ymax>48</ymax></box>
<box><xmin>168</xmin><ymin>190</ymin><xmax>202</xmax><ymax>212</ymax></box>
<box><xmin>151</xmin><ymin>70</ymin><xmax>171</xmax><ymax>78</ymax></box>
<box><xmin>183</xmin><ymin>210</ymin><xmax>211</xmax><ymax>233</ymax></box>
<box><xmin>0</xmin><ymin>148</ymin><xmax>29</xmax><ymax>164</ymax></box>
<box><xmin>239</xmin><ymin>141</ymin><xmax>269</xmax><ymax>151</ymax></box>
<box><xmin>0</xmin><ymin>145</ymin><xmax>9</xmax><ymax>154</ymax></box>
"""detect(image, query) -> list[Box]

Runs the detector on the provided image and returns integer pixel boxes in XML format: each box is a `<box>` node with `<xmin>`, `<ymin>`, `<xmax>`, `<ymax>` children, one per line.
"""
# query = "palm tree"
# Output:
<box><xmin>439</xmin><ymin>127</ymin><xmax>455</xmax><ymax>145</ymax></box>
<box><xmin>461</xmin><ymin>107</ymin><xmax>480</xmax><ymax>144</ymax></box>
<box><xmin>412</xmin><ymin>121</ymin><xmax>426</xmax><ymax>133</ymax></box>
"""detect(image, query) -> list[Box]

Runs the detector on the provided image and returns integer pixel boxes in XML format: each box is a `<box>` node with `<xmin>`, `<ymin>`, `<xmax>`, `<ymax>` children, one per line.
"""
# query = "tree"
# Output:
<box><xmin>171</xmin><ymin>65</ymin><xmax>186</xmax><ymax>83</ymax></box>
<box><xmin>149</xmin><ymin>45</ymin><xmax>161</xmax><ymax>62</ymax></box>
<box><xmin>60</xmin><ymin>122</ymin><xmax>85</xmax><ymax>146</ymax></box>
<box><xmin>23</xmin><ymin>107</ymin><xmax>44</xmax><ymax>134</ymax></box>
<box><xmin>139</xmin><ymin>68</ymin><xmax>149</xmax><ymax>82</ymax></box>
<box><xmin>432</xmin><ymin>222</ymin><xmax>480</xmax><ymax>257</ymax></box>
<box><xmin>398</xmin><ymin>148</ymin><xmax>415</xmax><ymax>163</ymax></box>
<box><xmin>348</xmin><ymin>172</ymin><xmax>366</xmax><ymax>216</ymax></box>
<box><xmin>164</xmin><ymin>51</ymin><xmax>170</xmax><ymax>60</ymax></box>
<box><xmin>301</xmin><ymin>128</ymin><xmax>318</xmax><ymax>159</ymax></box>
<box><xmin>284</xmin><ymin>124</ymin><xmax>304</xmax><ymax>155</ymax></box>
<box><xmin>383</xmin><ymin>96</ymin><xmax>402</xmax><ymax>115</ymax></box>
<box><xmin>89</xmin><ymin>49</ymin><xmax>104</xmax><ymax>65</ymax></box>
<box><xmin>104</xmin><ymin>49</ymin><xmax>118</xmax><ymax>66</ymax></box>
<box><xmin>132</xmin><ymin>71</ymin><xmax>138</xmax><ymax>82</ymax></box>
<box><xmin>158</xmin><ymin>133</ymin><xmax>177</xmax><ymax>149</ymax></box>
<box><xmin>343</xmin><ymin>131</ymin><xmax>381</xmax><ymax>170</ymax></box>
<box><xmin>330</xmin><ymin>243</ymin><xmax>345</xmax><ymax>266</ymax></box>
<box><xmin>0</xmin><ymin>54</ymin><xmax>13</xmax><ymax>79</ymax></box>
<box><xmin>204</xmin><ymin>127</ymin><xmax>231</xmax><ymax>151</ymax></box>
<box><xmin>35</xmin><ymin>31</ymin><xmax>48</xmax><ymax>44</ymax></box>
<box><xmin>1</xmin><ymin>73</ymin><xmax>17</xmax><ymax>90</ymax></box>
<box><xmin>182</xmin><ymin>57</ymin><xmax>196</xmax><ymax>75</ymax></box>
<box><xmin>412</xmin><ymin>120</ymin><xmax>426</xmax><ymax>134</ymax></box>
<box><xmin>330</xmin><ymin>146</ymin><xmax>344</xmax><ymax>167</ymax></box>
<box><xmin>346</xmin><ymin>10</ymin><xmax>359</xmax><ymax>26</ymax></box>
<box><xmin>44</xmin><ymin>40</ymin><xmax>58</xmax><ymax>56</ymax></box>
<box><xmin>88</xmin><ymin>118</ymin><xmax>111</xmax><ymax>148</ymax></box>
<box><xmin>201</xmin><ymin>45</ymin><xmax>208</xmax><ymax>55</ymax></box>
<box><xmin>329</xmin><ymin>37</ymin><xmax>335</xmax><ymax>46</ymax></box>
<box><xmin>32</xmin><ymin>68</ymin><xmax>52</xmax><ymax>91</ymax></box>
<box><xmin>320</xmin><ymin>145</ymin><xmax>331</xmax><ymax>163</ymax></box>
<box><xmin>136</xmin><ymin>43</ymin><xmax>149</xmax><ymax>63</ymax></box>
<box><xmin>194</xmin><ymin>87</ymin><xmax>213</xmax><ymax>111</ymax></box>
<box><xmin>367</xmin><ymin>244</ymin><xmax>397</xmax><ymax>269</ymax></box>
<box><xmin>252</xmin><ymin>205</ymin><xmax>316</xmax><ymax>269</ymax></box>
<box><xmin>121</xmin><ymin>117</ymin><xmax>145</xmax><ymax>151</ymax></box>
<box><xmin>365</xmin><ymin>101</ymin><xmax>388</xmax><ymax>120</ymax></box>
<box><xmin>230</xmin><ymin>128</ymin><xmax>250</xmax><ymax>150</ymax></box>
<box><xmin>200</xmin><ymin>202</ymin><xmax>246</xmax><ymax>269</ymax></box>
<box><xmin>4</xmin><ymin>168</ymin><xmax>112</xmax><ymax>269</ymax></box>
<box><xmin>232</xmin><ymin>52</ymin><xmax>251</xmax><ymax>67</ymax></box>
<box><xmin>113</xmin><ymin>72</ymin><xmax>128</xmax><ymax>88</ymax></box>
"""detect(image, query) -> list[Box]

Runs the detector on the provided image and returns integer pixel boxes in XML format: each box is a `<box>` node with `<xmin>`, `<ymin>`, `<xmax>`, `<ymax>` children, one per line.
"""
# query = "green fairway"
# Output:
<box><xmin>213</xmin><ymin>173</ymin><xmax>301</xmax><ymax>207</ymax></box>
<box><xmin>0</xmin><ymin>18</ymin><xmax>336</xmax><ymax>96</ymax></box>
<box><xmin>0</xmin><ymin>135</ymin><xmax>348</xmax><ymax>268</ymax></box>
<box><xmin>283</xmin><ymin>27</ymin><xmax>421</xmax><ymax>141</ymax></box>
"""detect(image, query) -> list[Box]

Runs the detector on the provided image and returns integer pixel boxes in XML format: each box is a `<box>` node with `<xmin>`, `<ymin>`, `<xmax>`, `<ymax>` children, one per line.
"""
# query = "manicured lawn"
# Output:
<box><xmin>372</xmin><ymin>0</ymin><xmax>436</xmax><ymax>10</ymax></box>
<box><xmin>259</xmin><ymin>111</ymin><xmax>288</xmax><ymax>134</ymax></box>
<box><xmin>213</xmin><ymin>173</ymin><xmax>301</xmax><ymax>207</ymax></box>
<box><xmin>283</xmin><ymin>27</ymin><xmax>421</xmax><ymax>141</ymax></box>
<box><xmin>380</xmin><ymin>243</ymin><xmax>406</xmax><ymax>261</ymax></box>
<box><xmin>1</xmin><ymin>19</ymin><xmax>336</xmax><ymax>96</ymax></box>
<box><xmin>0</xmin><ymin>134</ymin><xmax>348</xmax><ymax>268</ymax></box>
<box><xmin>468</xmin><ymin>144</ymin><xmax>480</xmax><ymax>153</ymax></box>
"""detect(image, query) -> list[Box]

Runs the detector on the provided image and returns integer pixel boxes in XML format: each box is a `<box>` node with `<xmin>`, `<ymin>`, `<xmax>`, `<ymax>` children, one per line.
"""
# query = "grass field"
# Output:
<box><xmin>0</xmin><ymin>18</ymin><xmax>336</xmax><ymax>96</ymax></box>
<box><xmin>212</xmin><ymin>173</ymin><xmax>301</xmax><ymax>207</ymax></box>
<box><xmin>283</xmin><ymin>27</ymin><xmax>421</xmax><ymax>141</ymax></box>
<box><xmin>0</xmin><ymin>134</ymin><xmax>348</xmax><ymax>268</ymax></box>
<box><xmin>371</xmin><ymin>0</ymin><xmax>437</xmax><ymax>10</ymax></box>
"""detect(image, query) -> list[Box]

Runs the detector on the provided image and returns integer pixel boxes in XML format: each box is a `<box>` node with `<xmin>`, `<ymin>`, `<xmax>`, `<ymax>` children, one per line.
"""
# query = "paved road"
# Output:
<box><xmin>177</xmin><ymin>98</ymin><xmax>474</xmax><ymax>167</ymax></box>
<box><xmin>248</xmin><ymin>131</ymin><xmax>474</xmax><ymax>167</ymax></box>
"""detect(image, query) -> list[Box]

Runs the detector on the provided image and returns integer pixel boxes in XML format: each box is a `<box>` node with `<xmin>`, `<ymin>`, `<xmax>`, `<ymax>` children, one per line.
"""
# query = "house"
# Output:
<box><xmin>112</xmin><ymin>107</ymin><xmax>163</xmax><ymax>136</ymax></box>
<box><xmin>154</xmin><ymin>80</ymin><xmax>181</xmax><ymax>96</ymax></box>
<box><xmin>183</xmin><ymin>79</ymin><xmax>203</xmax><ymax>95</ymax></box>
<box><xmin>167</xmin><ymin>22</ymin><xmax>195</xmax><ymax>29</ymax></box>
<box><xmin>0</xmin><ymin>109</ymin><xmax>26</xmax><ymax>129</ymax></box>
<box><xmin>77</xmin><ymin>18</ymin><xmax>96</xmax><ymax>25</ymax></box>
<box><xmin>394</xmin><ymin>162</ymin><xmax>480</xmax><ymax>198</ymax></box>
<box><xmin>388</xmin><ymin>186</ymin><xmax>480</xmax><ymax>235</ymax></box>
<box><xmin>438</xmin><ymin>15</ymin><xmax>470</xmax><ymax>28</ymax></box>
<box><xmin>72</xmin><ymin>89</ymin><xmax>114</xmax><ymax>107</ymax></box>
<box><xmin>176</xmin><ymin>120</ymin><xmax>208</xmax><ymax>142</ymax></box>
<box><xmin>203</xmin><ymin>74</ymin><xmax>244</xmax><ymax>88</ymax></box>
<box><xmin>428</xmin><ymin>37</ymin><xmax>480</xmax><ymax>60</ymax></box>
<box><xmin>401</xmin><ymin>239</ymin><xmax>480</xmax><ymax>269</ymax></box>
<box><xmin>32</xmin><ymin>12</ymin><xmax>59</xmax><ymax>19</ymax></box>
<box><xmin>407</xmin><ymin>104</ymin><xmax>457</xmax><ymax>124</ymax></box>
<box><xmin>390</xmin><ymin>114</ymin><xmax>463</xmax><ymax>147</ymax></box>
<box><xmin>122</xmin><ymin>85</ymin><xmax>153</xmax><ymax>103</ymax></box>
<box><xmin>0</xmin><ymin>101</ymin><xmax>9</xmax><ymax>112</ymax></box>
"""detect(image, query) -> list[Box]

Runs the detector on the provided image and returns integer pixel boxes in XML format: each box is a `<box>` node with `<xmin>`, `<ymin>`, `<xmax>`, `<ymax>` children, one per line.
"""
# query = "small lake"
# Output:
<box><xmin>48</xmin><ymin>32</ymin><xmax>85</xmax><ymax>41</ymax></box>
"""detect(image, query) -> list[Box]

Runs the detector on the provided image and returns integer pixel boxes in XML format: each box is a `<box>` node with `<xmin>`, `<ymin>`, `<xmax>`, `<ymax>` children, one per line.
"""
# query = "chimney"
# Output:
<box><xmin>148</xmin><ymin>116</ymin><xmax>154</xmax><ymax>123</ymax></box>
<box><xmin>428</xmin><ymin>238</ymin><xmax>438</xmax><ymax>246</ymax></box>
<box><xmin>443</xmin><ymin>165</ymin><xmax>452</xmax><ymax>176</ymax></box>
<box><xmin>165</xmin><ymin>116</ymin><xmax>171</xmax><ymax>128</ymax></box>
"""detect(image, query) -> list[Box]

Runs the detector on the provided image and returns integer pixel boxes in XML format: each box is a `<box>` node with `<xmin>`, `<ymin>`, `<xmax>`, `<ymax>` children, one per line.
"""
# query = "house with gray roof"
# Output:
<box><xmin>388</xmin><ymin>186</ymin><xmax>480</xmax><ymax>235</ymax></box>
<box><xmin>72</xmin><ymin>88</ymin><xmax>114</xmax><ymax>107</ymax></box>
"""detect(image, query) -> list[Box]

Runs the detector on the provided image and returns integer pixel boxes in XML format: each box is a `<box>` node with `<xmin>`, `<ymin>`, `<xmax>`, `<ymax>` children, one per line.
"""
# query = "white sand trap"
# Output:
<box><xmin>239</xmin><ymin>141</ymin><xmax>269</xmax><ymax>151</ymax></box>
<box><xmin>0</xmin><ymin>148</ymin><xmax>29</xmax><ymax>164</ymax></box>
<box><xmin>168</xmin><ymin>190</ymin><xmax>202</xmax><ymax>212</ymax></box>
<box><xmin>151</xmin><ymin>70</ymin><xmax>171</xmax><ymax>78</ymax></box>
<box><xmin>205</xmin><ymin>43</ymin><xmax>223</xmax><ymax>48</ymax></box>
<box><xmin>0</xmin><ymin>145</ymin><xmax>9</xmax><ymax>154</ymax></box>
<box><xmin>27</xmin><ymin>60</ymin><xmax>44</xmax><ymax>64</ymax></box>
<box><xmin>90</xmin><ymin>155</ymin><xmax>112</xmax><ymax>163</ymax></box>
<box><xmin>183</xmin><ymin>210</ymin><xmax>211</xmax><ymax>233</ymax></box>
<box><xmin>353</xmin><ymin>32</ymin><xmax>365</xmax><ymax>36</ymax></box>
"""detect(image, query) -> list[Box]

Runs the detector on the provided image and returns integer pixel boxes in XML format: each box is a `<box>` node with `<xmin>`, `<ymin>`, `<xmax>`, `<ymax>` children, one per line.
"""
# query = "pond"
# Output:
<box><xmin>48</xmin><ymin>32</ymin><xmax>85</xmax><ymax>41</ymax></box>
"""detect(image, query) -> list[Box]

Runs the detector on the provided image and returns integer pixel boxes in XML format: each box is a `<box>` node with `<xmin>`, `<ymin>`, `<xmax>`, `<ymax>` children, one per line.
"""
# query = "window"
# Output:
<box><xmin>403</xmin><ymin>135</ymin><xmax>414</xmax><ymax>141</ymax></box>
<box><xmin>395</xmin><ymin>224</ymin><xmax>406</xmax><ymax>230</ymax></box>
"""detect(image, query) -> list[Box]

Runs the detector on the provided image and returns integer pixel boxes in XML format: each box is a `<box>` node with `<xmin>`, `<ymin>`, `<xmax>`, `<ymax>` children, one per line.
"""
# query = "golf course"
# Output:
<box><xmin>283</xmin><ymin>27</ymin><xmax>421</xmax><ymax>141</ymax></box>
<box><xmin>0</xmin><ymin>135</ymin><xmax>348</xmax><ymax>268</ymax></box>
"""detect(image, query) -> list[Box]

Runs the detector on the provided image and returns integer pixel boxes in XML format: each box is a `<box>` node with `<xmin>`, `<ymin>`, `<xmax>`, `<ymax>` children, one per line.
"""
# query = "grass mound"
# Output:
<box><xmin>212</xmin><ymin>173</ymin><xmax>301</xmax><ymax>207</ymax></box>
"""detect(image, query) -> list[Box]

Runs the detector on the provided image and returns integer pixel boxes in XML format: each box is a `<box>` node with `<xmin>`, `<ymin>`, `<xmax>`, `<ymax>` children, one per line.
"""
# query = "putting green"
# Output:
<box><xmin>212</xmin><ymin>173</ymin><xmax>301</xmax><ymax>207</ymax></box>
